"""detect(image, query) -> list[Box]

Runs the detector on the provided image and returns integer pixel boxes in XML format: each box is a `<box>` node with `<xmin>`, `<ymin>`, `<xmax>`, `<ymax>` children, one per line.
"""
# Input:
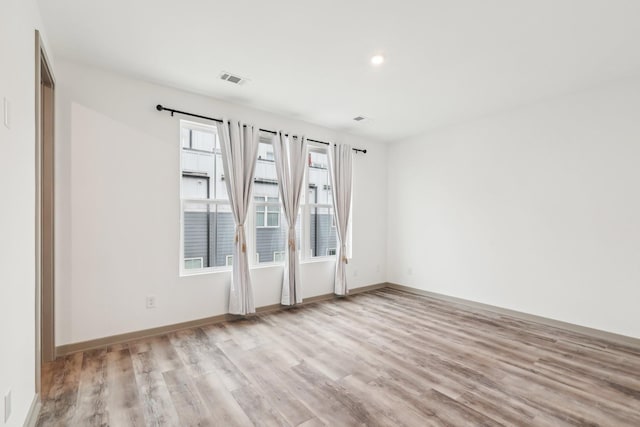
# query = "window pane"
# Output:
<box><xmin>254</xmin><ymin>141</ymin><xmax>285</xmax><ymax>263</ymax></box>
<box><xmin>184</xmin><ymin>258</ymin><xmax>203</xmax><ymax>269</ymax></box>
<box><xmin>255</xmin><ymin>206</ymin><xmax>286</xmax><ymax>263</ymax></box>
<box><xmin>183</xmin><ymin>201</ymin><xmax>212</xmax><ymax>268</ymax></box>
<box><xmin>267</xmin><ymin>212</ymin><xmax>279</xmax><ymax>227</ymax></box>
<box><xmin>267</xmin><ymin>197</ymin><xmax>279</xmax><ymax>209</ymax></box>
<box><xmin>191</xmin><ymin>129</ymin><xmax>215</xmax><ymax>152</ymax></box>
<box><xmin>214</xmin><ymin>204</ymin><xmax>235</xmax><ymax>267</ymax></box>
<box><xmin>183</xmin><ymin>201</ymin><xmax>236</xmax><ymax>270</ymax></box>
<box><xmin>181</xmin><ymin>121</ymin><xmax>225</xmax><ymax>201</ymax></box>
<box><xmin>295</xmin><ymin>211</ymin><xmax>302</xmax><ymax>250</ymax></box>
<box><xmin>308</xmin><ymin>150</ymin><xmax>331</xmax><ymax>205</ymax></box>
<box><xmin>257</xmin><ymin>141</ymin><xmax>275</xmax><ymax>162</ymax></box>
<box><xmin>256</xmin><ymin>211</ymin><xmax>265</xmax><ymax>227</ymax></box>
<box><xmin>214</xmin><ymin>151</ymin><xmax>228</xmax><ymax>200</ymax></box>
<box><xmin>182</xmin><ymin>176</ymin><xmax>209</xmax><ymax>199</ymax></box>
<box><xmin>308</xmin><ymin>206</ymin><xmax>337</xmax><ymax>258</ymax></box>
<box><xmin>254</xmin><ymin>142</ymin><xmax>279</xmax><ymax>199</ymax></box>
<box><xmin>181</xmin><ymin>127</ymin><xmax>191</xmax><ymax>149</ymax></box>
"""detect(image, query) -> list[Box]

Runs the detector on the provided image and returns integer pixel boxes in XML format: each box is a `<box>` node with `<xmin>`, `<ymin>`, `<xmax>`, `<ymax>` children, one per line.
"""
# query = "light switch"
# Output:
<box><xmin>4</xmin><ymin>390</ymin><xmax>11</xmax><ymax>422</ymax></box>
<box><xmin>3</xmin><ymin>97</ymin><xmax>9</xmax><ymax>129</ymax></box>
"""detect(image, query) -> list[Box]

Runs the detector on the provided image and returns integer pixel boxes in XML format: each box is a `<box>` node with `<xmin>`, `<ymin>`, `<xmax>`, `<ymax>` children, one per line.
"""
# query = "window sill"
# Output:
<box><xmin>180</xmin><ymin>257</ymin><xmax>337</xmax><ymax>277</ymax></box>
<box><xmin>300</xmin><ymin>256</ymin><xmax>337</xmax><ymax>265</ymax></box>
<box><xmin>180</xmin><ymin>267</ymin><xmax>231</xmax><ymax>277</ymax></box>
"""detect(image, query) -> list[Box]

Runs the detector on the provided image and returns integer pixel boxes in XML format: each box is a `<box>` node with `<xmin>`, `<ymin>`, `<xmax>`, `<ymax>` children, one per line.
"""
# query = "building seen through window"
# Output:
<box><xmin>180</xmin><ymin>121</ymin><xmax>337</xmax><ymax>272</ymax></box>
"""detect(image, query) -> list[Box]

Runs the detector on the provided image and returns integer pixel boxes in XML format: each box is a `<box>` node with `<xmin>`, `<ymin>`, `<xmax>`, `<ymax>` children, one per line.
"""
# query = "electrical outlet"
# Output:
<box><xmin>4</xmin><ymin>390</ymin><xmax>11</xmax><ymax>422</ymax></box>
<box><xmin>146</xmin><ymin>296</ymin><xmax>157</xmax><ymax>309</ymax></box>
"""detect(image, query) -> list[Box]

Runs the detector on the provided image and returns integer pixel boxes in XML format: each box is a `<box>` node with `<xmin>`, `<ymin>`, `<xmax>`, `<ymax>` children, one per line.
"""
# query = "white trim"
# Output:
<box><xmin>179</xmin><ymin>120</ymin><xmax>234</xmax><ymax>276</ymax></box>
<box><xmin>180</xmin><ymin>119</ymin><xmax>218</xmax><ymax>135</ymax></box>
<box><xmin>181</xmin><ymin>256</ymin><xmax>335</xmax><ymax>276</ymax></box>
<box><xmin>179</xmin><ymin>266</ymin><xmax>232</xmax><ymax>277</ymax></box>
<box><xmin>23</xmin><ymin>394</ymin><xmax>41</xmax><ymax>427</ymax></box>
<box><xmin>388</xmin><ymin>283</ymin><xmax>640</xmax><ymax>349</ymax></box>
<box><xmin>301</xmin><ymin>145</ymin><xmax>340</xmax><ymax>261</ymax></box>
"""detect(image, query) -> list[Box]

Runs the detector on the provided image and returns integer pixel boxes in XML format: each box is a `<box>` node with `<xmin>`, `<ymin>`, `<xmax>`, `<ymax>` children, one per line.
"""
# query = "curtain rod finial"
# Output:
<box><xmin>156</xmin><ymin>104</ymin><xmax>163</xmax><ymax>111</ymax></box>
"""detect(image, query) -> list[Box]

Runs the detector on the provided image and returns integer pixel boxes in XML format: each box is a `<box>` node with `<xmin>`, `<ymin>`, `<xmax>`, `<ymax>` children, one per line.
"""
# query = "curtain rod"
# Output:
<box><xmin>156</xmin><ymin>104</ymin><xmax>367</xmax><ymax>154</ymax></box>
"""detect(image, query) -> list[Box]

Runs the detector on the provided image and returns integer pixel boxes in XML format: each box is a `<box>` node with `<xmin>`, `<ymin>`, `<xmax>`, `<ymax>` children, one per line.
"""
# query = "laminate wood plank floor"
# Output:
<box><xmin>37</xmin><ymin>288</ymin><xmax>640</xmax><ymax>426</ymax></box>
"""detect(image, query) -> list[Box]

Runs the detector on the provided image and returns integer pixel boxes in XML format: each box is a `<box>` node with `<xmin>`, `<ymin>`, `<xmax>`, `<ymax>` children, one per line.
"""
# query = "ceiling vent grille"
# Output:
<box><xmin>353</xmin><ymin>116</ymin><xmax>366</xmax><ymax>121</ymax></box>
<box><xmin>220</xmin><ymin>71</ymin><xmax>248</xmax><ymax>85</ymax></box>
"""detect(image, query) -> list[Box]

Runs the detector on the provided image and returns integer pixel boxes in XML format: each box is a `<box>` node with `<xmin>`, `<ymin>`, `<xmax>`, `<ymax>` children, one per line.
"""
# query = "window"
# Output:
<box><xmin>255</xmin><ymin>196</ymin><xmax>280</xmax><ymax>227</ymax></box>
<box><xmin>180</xmin><ymin>120</ymin><xmax>234</xmax><ymax>273</ymax></box>
<box><xmin>182</xmin><ymin>174</ymin><xmax>209</xmax><ymax>198</ymax></box>
<box><xmin>300</xmin><ymin>146</ymin><xmax>338</xmax><ymax>259</ymax></box>
<box><xmin>252</xmin><ymin>140</ymin><xmax>287</xmax><ymax>264</ymax></box>
<box><xmin>184</xmin><ymin>257</ymin><xmax>204</xmax><ymax>269</ymax></box>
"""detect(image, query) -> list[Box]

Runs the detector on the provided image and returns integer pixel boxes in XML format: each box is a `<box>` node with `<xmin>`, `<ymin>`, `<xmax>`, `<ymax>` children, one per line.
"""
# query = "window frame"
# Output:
<box><xmin>179</xmin><ymin>123</ymin><xmax>341</xmax><ymax>276</ymax></box>
<box><xmin>300</xmin><ymin>143</ymin><xmax>337</xmax><ymax>261</ymax></box>
<box><xmin>180</xmin><ymin>120</ymin><xmax>234</xmax><ymax>276</ymax></box>
<box><xmin>248</xmin><ymin>134</ymin><xmax>287</xmax><ymax>267</ymax></box>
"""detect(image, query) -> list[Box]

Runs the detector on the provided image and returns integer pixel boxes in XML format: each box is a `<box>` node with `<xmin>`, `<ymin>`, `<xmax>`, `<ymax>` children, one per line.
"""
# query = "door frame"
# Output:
<box><xmin>35</xmin><ymin>29</ymin><xmax>56</xmax><ymax>395</ymax></box>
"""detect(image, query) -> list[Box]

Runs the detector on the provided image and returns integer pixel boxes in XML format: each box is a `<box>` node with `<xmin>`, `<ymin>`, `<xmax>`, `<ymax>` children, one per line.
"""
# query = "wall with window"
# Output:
<box><xmin>54</xmin><ymin>60</ymin><xmax>388</xmax><ymax>346</ymax></box>
<box><xmin>387</xmin><ymin>75</ymin><xmax>640</xmax><ymax>339</ymax></box>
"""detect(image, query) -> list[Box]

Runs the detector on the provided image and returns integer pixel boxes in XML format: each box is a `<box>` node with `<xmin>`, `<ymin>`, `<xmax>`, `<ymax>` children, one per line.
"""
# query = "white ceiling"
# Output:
<box><xmin>38</xmin><ymin>0</ymin><xmax>640</xmax><ymax>142</ymax></box>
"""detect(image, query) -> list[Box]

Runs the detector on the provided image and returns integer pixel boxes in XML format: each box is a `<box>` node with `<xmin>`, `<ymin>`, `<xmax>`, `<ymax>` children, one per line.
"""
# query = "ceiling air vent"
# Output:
<box><xmin>353</xmin><ymin>116</ymin><xmax>366</xmax><ymax>121</ymax></box>
<box><xmin>220</xmin><ymin>71</ymin><xmax>248</xmax><ymax>85</ymax></box>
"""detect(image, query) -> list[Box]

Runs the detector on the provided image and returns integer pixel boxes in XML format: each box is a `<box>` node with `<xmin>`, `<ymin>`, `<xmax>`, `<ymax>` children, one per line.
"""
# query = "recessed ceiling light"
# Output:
<box><xmin>371</xmin><ymin>55</ymin><xmax>385</xmax><ymax>66</ymax></box>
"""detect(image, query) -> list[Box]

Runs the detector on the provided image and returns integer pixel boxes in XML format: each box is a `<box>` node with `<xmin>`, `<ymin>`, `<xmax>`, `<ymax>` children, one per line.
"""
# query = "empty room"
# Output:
<box><xmin>2</xmin><ymin>0</ymin><xmax>640</xmax><ymax>426</ymax></box>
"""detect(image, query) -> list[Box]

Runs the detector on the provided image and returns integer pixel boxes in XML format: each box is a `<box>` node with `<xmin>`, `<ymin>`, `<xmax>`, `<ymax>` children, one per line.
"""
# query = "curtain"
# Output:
<box><xmin>217</xmin><ymin>119</ymin><xmax>260</xmax><ymax>315</ymax></box>
<box><xmin>328</xmin><ymin>143</ymin><xmax>354</xmax><ymax>296</ymax></box>
<box><xmin>272</xmin><ymin>133</ymin><xmax>308</xmax><ymax>305</ymax></box>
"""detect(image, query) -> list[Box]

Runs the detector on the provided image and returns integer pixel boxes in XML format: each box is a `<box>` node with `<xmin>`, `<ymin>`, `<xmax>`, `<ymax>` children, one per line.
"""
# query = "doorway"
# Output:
<box><xmin>35</xmin><ymin>30</ymin><xmax>55</xmax><ymax>395</ymax></box>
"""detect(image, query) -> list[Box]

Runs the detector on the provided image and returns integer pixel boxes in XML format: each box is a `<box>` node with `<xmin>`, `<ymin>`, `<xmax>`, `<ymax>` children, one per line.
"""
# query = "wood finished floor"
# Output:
<box><xmin>38</xmin><ymin>288</ymin><xmax>640</xmax><ymax>426</ymax></box>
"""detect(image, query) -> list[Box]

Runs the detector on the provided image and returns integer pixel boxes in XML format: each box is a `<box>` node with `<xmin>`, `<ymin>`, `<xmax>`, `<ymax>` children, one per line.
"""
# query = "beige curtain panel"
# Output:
<box><xmin>328</xmin><ymin>143</ymin><xmax>354</xmax><ymax>296</ymax></box>
<box><xmin>272</xmin><ymin>133</ymin><xmax>308</xmax><ymax>305</ymax></box>
<box><xmin>217</xmin><ymin>119</ymin><xmax>260</xmax><ymax>315</ymax></box>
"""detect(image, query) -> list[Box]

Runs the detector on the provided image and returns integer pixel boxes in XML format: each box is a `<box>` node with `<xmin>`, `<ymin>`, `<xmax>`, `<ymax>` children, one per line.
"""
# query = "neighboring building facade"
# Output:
<box><xmin>180</xmin><ymin>121</ymin><xmax>337</xmax><ymax>271</ymax></box>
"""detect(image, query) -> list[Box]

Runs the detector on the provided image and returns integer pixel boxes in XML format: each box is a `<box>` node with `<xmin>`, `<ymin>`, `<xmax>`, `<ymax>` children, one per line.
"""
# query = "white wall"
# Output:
<box><xmin>55</xmin><ymin>61</ymin><xmax>388</xmax><ymax>346</ymax></box>
<box><xmin>387</xmin><ymin>76</ymin><xmax>640</xmax><ymax>339</ymax></box>
<box><xmin>0</xmin><ymin>0</ymin><xmax>50</xmax><ymax>425</ymax></box>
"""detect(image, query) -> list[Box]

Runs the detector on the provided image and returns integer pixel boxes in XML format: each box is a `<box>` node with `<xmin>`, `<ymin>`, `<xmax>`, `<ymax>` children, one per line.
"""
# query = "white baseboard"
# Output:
<box><xmin>23</xmin><ymin>394</ymin><xmax>40</xmax><ymax>427</ymax></box>
<box><xmin>56</xmin><ymin>282</ymin><xmax>388</xmax><ymax>357</ymax></box>
<box><xmin>388</xmin><ymin>283</ymin><xmax>640</xmax><ymax>349</ymax></box>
